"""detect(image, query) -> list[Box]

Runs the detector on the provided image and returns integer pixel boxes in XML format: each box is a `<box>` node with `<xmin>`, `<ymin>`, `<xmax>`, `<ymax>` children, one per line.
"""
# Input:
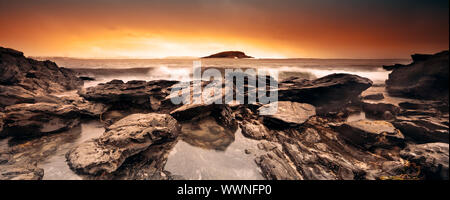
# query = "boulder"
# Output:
<box><xmin>278</xmin><ymin>73</ymin><xmax>372</xmax><ymax>112</ymax></box>
<box><xmin>66</xmin><ymin>113</ymin><xmax>180</xmax><ymax>175</ymax></box>
<box><xmin>400</xmin><ymin>143</ymin><xmax>449</xmax><ymax>180</ymax></box>
<box><xmin>332</xmin><ymin>120</ymin><xmax>404</xmax><ymax>148</ymax></box>
<box><xmin>386</xmin><ymin>50</ymin><xmax>449</xmax><ymax>100</ymax></box>
<box><xmin>79</xmin><ymin>79</ymin><xmax>178</xmax><ymax>110</ymax></box>
<box><xmin>240</xmin><ymin>120</ymin><xmax>271</xmax><ymax>140</ymax></box>
<box><xmin>361</xmin><ymin>102</ymin><xmax>401</xmax><ymax>119</ymax></box>
<box><xmin>55</xmin><ymin>91</ymin><xmax>109</xmax><ymax>117</ymax></box>
<box><xmin>1</xmin><ymin>103</ymin><xmax>81</xmax><ymax>137</ymax></box>
<box><xmin>258</xmin><ymin>101</ymin><xmax>316</xmax><ymax>128</ymax></box>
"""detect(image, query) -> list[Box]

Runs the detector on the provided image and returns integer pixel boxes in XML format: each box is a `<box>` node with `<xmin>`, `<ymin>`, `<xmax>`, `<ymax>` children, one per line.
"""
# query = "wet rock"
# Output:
<box><xmin>0</xmin><ymin>164</ymin><xmax>43</xmax><ymax>180</ymax></box>
<box><xmin>80</xmin><ymin>79</ymin><xmax>178</xmax><ymax>110</ymax></box>
<box><xmin>332</xmin><ymin>120</ymin><xmax>404</xmax><ymax>149</ymax></box>
<box><xmin>240</xmin><ymin>120</ymin><xmax>271</xmax><ymax>140</ymax></box>
<box><xmin>386</xmin><ymin>50</ymin><xmax>449</xmax><ymax>100</ymax></box>
<box><xmin>66</xmin><ymin>113</ymin><xmax>180</xmax><ymax>175</ymax></box>
<box><xmin>2</xmin><ymin>103</ymin><xmax>81</xmax><ymax>137</ymax></box>
<box><xmin>0</xmin><ymin>85</ymin><xmax>36</xmax><ymax>107</ymax></box>
<box><xmin>278</xmin><ymin>73</ymin><xmax>372</xmax><ymax>112</ymax></box>
<box><xmin>255</xmin><ymin>146</ymin><xmax>302</xmax><ymax>180</ymax></box>
<box><xmin>84</xmin><ymin>140</ymin><xmax>178</xmax><ymax>180</ymax></box>
<box><xmin>179</xmin><ymin>116</ymin><xmax>235</xmax><ymax>151</ymax></box>
<box><xmin>258</xmin><ymin>101</ymin><xmax>316</xmax><ymax>128</ymax></box>
<box><xmin>283</xmin><ymin>142</ymin><xmax>355</xmax><ymax>180</ymax></box>
<box><xmin>400</xmin><ymin>143</ymin><xmax>449</xmax><ymax>180</ymax></box>
<box><xmin>56</xmin><ymin>91</ymin><xmax>109</xmax><ymax>117</ymax></box>
<box><xmin>392</xmin><ymin>116</ymin><xmax>449</xmax><ymax>143</ymax></box>
<box><xmin>361</xmin><ymin>102</ymin><xmax>401</xmax><ymax>119</ymax></box>
<box><xmin>362</xmin><ymin>93</ymin><xmax>384</xmax><ymax>100</ymax></box>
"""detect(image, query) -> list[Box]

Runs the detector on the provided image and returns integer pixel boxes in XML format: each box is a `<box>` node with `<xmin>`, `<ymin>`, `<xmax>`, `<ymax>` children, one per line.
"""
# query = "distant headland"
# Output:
<box><xmin>202</xmin><ymin>51</ymin><xmax>253</xmax><ymax>59</ymax></box>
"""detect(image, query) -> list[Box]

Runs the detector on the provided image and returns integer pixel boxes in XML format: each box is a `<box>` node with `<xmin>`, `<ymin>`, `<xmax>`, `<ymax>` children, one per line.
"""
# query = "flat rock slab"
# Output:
<box><xmin>332</xmin><ymin>120</ymin><xmax>404</xmax><ymax>148</ymax></box>
<box><xmin>66</xmin><ymin>113</ymin><xmax>180</xmax><ymax>175</ymax></box>
<box><xmin>258</xmin><ymin>101</ymin><xmax>316</xmax><ymax>128</ymax></box>
<box><xmin>2</xmin><ymin>103</ymin><xmax>81</xmax><ymax>137</ymax></box>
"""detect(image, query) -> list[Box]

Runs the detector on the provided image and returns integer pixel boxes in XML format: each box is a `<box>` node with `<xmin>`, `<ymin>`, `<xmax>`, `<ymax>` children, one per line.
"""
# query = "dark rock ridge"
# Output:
<box><xmin>66</xmin><ymin>113</ymin><xmax>180</xmax><ymax>176</ymax></box>
<box><xmin>0</xmin><ymin>46</ymin><xmax>83</xmax><ymax>108</ymax></box>
<box><xmin>1</xmin><ymin>103</ymin><xmax>80</xmax><ymax>138</ymax></box>
<box><xmin>331</xmin><ymin>120</ymin><xmax>404</xmax><ymax>149</ymax></box>
<box><xmin>385</xmin><ymin>50</ymin><xmax>449</xmax><ymax>100</ymax></box>
<box><xmin>80</xmin><ymin>79</ymin><xmax>178</xmax><ymax>111</ymax></box>
<box><xmin>278</xmin><ymin>73</ymin><xmax>373</xmax><ymax>113</ymax></box>
<box><xmin>202</xmin><ymin>51</ymin><xmax>253</xmax><ymax>59</ymax></box>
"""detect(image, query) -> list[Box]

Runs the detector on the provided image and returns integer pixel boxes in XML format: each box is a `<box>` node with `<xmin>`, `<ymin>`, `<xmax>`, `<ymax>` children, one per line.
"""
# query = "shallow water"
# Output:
<box><xmin>164</xmin><ymin>118</ymin><xmax>264</xmax><ymax>180</ymax></box>
<box><xmin>39</xmin><ymin>121</ymin><xmax>105</xmax><ymax>180</ymax></box>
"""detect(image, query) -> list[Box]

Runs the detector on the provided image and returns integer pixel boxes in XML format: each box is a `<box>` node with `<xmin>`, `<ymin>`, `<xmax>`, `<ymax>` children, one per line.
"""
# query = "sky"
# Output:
<box><xmin>0</xmin><ymin>0</ymin><xmax>448</xmax><ymax>59</ymax></box>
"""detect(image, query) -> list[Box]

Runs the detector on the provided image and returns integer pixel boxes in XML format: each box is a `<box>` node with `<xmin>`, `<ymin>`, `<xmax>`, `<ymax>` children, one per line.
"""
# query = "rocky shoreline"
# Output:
<box><xmin>0</xmin><ymin>46</ymin><xmax>448</xmax><ymax>180</ymax></box>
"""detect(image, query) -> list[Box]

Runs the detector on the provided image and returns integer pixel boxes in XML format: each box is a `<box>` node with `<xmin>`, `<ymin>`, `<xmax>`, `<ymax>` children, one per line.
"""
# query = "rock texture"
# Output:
<box><xmin>202</xmin><ymin>51</ymin><xmax>253</xmax><ymax>59</ymax></box>
<box><xmin>386</xmin><ymin>50</ymin><xmax>449</xmax><ymax>100</ymax></box>
<box><xmin>0</xmin><ymin>46</ymin><xmax>82</xmax><ymax>108</ymax></box>
<box><xmin>1</xmin><ymin>103</ymin><xmax>81</xmax><ymax>137</ymax></box>
<box><xmin>252</xmin><ymin>117</ymin><xmax>414</xmax><ymax>180</ymax></box>
<box><xmin>258</xmin><ymin>101</ymin><xmax>316</xmax><ymax>128</ymax></box>
<box><xmin>278</xmin><ymin>73</ymin><xmax>372</xmax><ymax>113</ymax></box>
<box><xmin>332</xmin><ymin>120</ymin><xmax>404</xmax><ymax>149</ymax></box>
<box><xmin>400</xmin><ymin>143</ymin><xmax>449</xmax><ymax>180</ymax></box>
<box><xmin>66</xmin><ymin>113</ymin><xmax>180</xmax><ymax>175</ymax></box>
<box><xmin>0</xmin><ymin>164</ymin><xmax>43</xmax><ymax>180</ymax></box>
<box><xmin>80</xmin><ymin>79</ymin><xmax>178</xmax><ymax>111</ymax></box>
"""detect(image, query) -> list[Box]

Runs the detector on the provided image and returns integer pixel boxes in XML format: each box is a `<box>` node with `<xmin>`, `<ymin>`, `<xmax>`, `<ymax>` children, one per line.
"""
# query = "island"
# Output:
<box><xmin>202</xmin><ymin>51</ymin><xmax>253</xmax><ymax>59</ymax></box>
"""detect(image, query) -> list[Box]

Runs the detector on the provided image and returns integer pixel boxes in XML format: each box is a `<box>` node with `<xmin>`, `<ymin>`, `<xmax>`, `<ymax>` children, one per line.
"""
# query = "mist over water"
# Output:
<box><xmin>50</xmin><ymin>58</ymin><xmax>411</xmax><ymax>86</ymax></box>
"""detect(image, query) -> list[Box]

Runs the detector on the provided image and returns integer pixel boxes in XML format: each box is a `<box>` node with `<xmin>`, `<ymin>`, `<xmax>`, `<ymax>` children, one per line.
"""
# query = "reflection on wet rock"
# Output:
<box><xmin>180</xmin><ymin>117</ymin><xmax>235</xmax><ymax>151</ymax></box>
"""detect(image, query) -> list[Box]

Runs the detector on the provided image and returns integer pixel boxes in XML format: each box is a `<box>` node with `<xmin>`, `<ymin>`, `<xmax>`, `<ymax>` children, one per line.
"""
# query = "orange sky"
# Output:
<box><xmin>0</xmin><ymin>0</ymin><xmax>448</xmax><ymax>59</ymax></box>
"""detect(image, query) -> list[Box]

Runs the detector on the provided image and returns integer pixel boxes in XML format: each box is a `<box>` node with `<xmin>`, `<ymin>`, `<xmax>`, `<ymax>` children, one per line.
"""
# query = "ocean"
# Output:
<box><xmin>43</xmin><ymin>57</ymin><xmax>411</xmax><ymax>87</ymax></box>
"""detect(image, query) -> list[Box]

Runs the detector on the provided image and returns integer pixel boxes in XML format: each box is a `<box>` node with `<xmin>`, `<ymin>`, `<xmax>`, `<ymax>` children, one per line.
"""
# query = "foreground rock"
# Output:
<box><xmin>400</xmin><ymin>143</ymin><xmax>449</xmax><ymax>180</ymax></box>
<box><xmin>240</xmin><ymin>120</ymin><xmax>271</xmax><ymax>140</ymax></box>
<box><xmin>1</xmin><ymin>103</ymin><xmax>81</xmax><ymax>138</ymax></box>
<box><xmin>385</xmin><ymin>50</ymin><xmax>449</xmax><ymax>100</ymax></box>
<box><xmin>0</xmin><ymin>112</ymin><xmax>4</xmax><ymax>133</ymax></box>
<box><xmin>258</xmin><ymin>101</ymin><xmax>316</xmax><ymax>128</ymax></box>
<box><xmin>278</xmin><ymin>73</ymin><xmax>372</xmax><ymax>113</ymax></box>
<box><xmin>0</xmin><ymin>164</ymin><xmax>43</xmax><ymax>180</ymax></box>
<box><xmin>251</xmin><ymin>117</ymin><xmax>415</xmax><ymax>180</ymax></box>
<box><xmin>332</xmin><ymin>120</ymin><xmax>404</xmax><ymax>149</ymax></box>
<box><xmin>393</xmin><ymin>116</ymin><xmax>449</xmax><ymax>143</ymax></box>
<box><xmin>66</xmin><ymin>113</ymin><xmax>180</xmax><ymax>175</ymax></box>
<box><xmin>202</xmin><ymin>51</ymin><xmax>253</xmax><ymax>59</ymax></box>
<box><xmin>0</xmin><ymin>47</ymin><xmax>82</xmax><ymax>107</ymax></box>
